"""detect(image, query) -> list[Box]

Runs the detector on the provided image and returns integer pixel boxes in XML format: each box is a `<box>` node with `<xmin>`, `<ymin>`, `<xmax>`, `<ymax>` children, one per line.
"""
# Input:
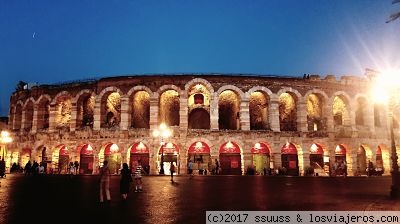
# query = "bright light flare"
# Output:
<box><xmin>0</xmin><ymin>131</ymin><xmax>12</xmax><ymax>143</ymax></box>
<box><xmin>372</xmin><ymin>69</ymin><xmax>400</xmax><ymax>103</ymax></box>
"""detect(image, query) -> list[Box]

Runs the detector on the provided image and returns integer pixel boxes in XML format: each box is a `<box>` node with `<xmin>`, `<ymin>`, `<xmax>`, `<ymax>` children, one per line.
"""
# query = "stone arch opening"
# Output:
<box><xmin>219</xmin><ymin>141</ymin><xmax>242</xmax><ymax>175</ymax></box>
<box><xmin>158</xmin><ymin>142</ymin><xmax>180</xmax><ymax>175</ymax></box>
<box><xmin>130</xmin><ymin>91</ymin><xmax>150</xmax><ymax>129</ymax></box>
<box><xmin>77</xmin><ymin>93</ymin><xmax>94</xmax><ymax>128</ymax></box>
<box><xmin>52</xmin><ymin>144</ymin><xmax>69</xmax><ymax>174</ymax></box>
<box><xmin>23</xmin><ymin>100</ymin><xmax>34</xmax><ymax>131</ymax></box>
<box><xmin>250</xmin><ymin>91</ymin><xmax>269</xmax><ymax>130</ymax></box>
<box><xmin>55</xmin><ymin>95</ymin><xmax>72</xmax><ymax>130</ymax></box>
<box><xmin>279</xmin><ymin>92</ymin><xmax>297</xmax><ymax>131</ymax></box>
<box><xmin>309</xmin><ymin>143</ymin><xmax>324</xmax><ymax>169</ymax></box>
<box><xmin>307</xmin><ymin>93</ymin><xmax>325</xmax><ymax>131</ymax></box>
<box><xmin>218</xmin><ymin>90</ymin><xmax>240</xmax><ymax>130</ymax></box>
<box><xmin>99</xmin><ymin>143</ymin><xmax>121</xmax><ymax>174</ymax></box>
<box><xmin>128</xmin><ymin>142</ymin><xmax>150</xmax><ymax>174</ymax></box>
<box><xmin>355</xmin><ymin>97</ymin><xmax>368</xmax><ymax>126</ymax></box>
<box><xmin>101</xmin><ymin>92</ymin><xmax>121</xmax><ymax>128</ymax></box>
<box><xmin>332</xmin><ymin>95</ymin><xmax>350</xmax><ymax>126</ymax></box>
<box><xmin>37</xmin><ymin>97</ymin><xmax>50</xmax><ymax>130</ymax></box>
<box><xmin>78</xmin><ymin>144</ymin><xmax>94</xmax><ymax>174</ymax></box>
<box><xmin>334</xmin><ymin>144</ymin><xmax>347</xmax><ymax>176</ymax></box>
<box><xmin>188</xmin><ymin>83</ymin><xmax>211</xmax><ymax>129</ymax></box>
<box><xmin>188</xmin><ymin>108</ymin><xmax>210</xmax><ymax>129</ymax></box>
<box><xmin>13</xmin><ymin>104</ymin><xmax>23</xmax><ymax>131</ymax></box>
<box><xmin>187</xmin><ymin>141</ymin><xmax>211</xmax><ymax>175</ymax></box>
<box><xmin>251</xmin><ymin>142</ymin><xmax>271</xmax><ymax>175</ymax></box>
<box><xmin>281</xmin><ymin>142</ymin><xmax>299</xmax><ymax>176</ymax></box>
<box><xmin>159</xmin><ymin>90</ymin><xmax>180</xmax><ymax>127</ymax></box>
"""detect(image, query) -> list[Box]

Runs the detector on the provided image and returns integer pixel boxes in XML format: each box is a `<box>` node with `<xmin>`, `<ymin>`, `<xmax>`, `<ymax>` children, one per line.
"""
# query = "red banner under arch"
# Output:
<box><xmin>188</xmin><ymin>141</ymin><xmax>211</xmax><ymax>154</ymax></box>
<box><xmin>159</xmin><ymin>142</ymin><xmax>179</xmax><ymax>154</ymax></box>
<box><xmin>104</xmin><ymin>143</ymin><xmax>119</xmax><ymax>155</ymax></box>
<box><xmin>251</xmin><ymin>142</ymin><xmax>270</xmax><ymax>154</ymax></box>
<box><xmin>310</xmin><ymin>143</ymin><xmax>324</xmax><ymax>154</ymax></box>
<box><xmin>376</xmin><ymin>146</ymin><xmax>382</xmax><ymax>155</ymax></box>
<box><xmin>219</xmin><ymin>141</ymin><xmax>241</xmax><ymax>154</ymax></box>
<box><xmin>335</xmin><ymin>144</ymin><xmax>347</xmax><ymax>155</ymax></box>
<box><xmin>77</xmin><ymin>144</ymin><xmax>93</xmax><ymax>155</ymax></box>
<box><xmin>21</xmin><ymin>147</ymin><xmax>32</xmax><ymax>155</ymax></box>
<box><xmin>130</xmin><ymin>142</ymin><xmax>149</xmax><ymax>154</ymax></box>
<box><xmin>281</xmin><ymin>142</ymin><xmax>298</xmax><ymax>155</ymax></box>
<box><xmin>57</xmin><ymin>144</ymin><xmax>69</xmax><ymax>156</ymax></box>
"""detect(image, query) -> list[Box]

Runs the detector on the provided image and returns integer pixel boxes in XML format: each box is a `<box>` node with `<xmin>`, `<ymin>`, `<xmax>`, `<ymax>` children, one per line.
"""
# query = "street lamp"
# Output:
<box><xmin>371</xmin><ymin>69</ymin><xmax>400</xmax><ymax>198</ymax></box>
<box><xmin>0</xmin><ymin>131</ymin><xmax>12</xmax><ymax>173</ymax></box>
<box><xmin>153</xmin><ymin>123</ymin><xmax>172</xmax><ymax>175</ymax></box>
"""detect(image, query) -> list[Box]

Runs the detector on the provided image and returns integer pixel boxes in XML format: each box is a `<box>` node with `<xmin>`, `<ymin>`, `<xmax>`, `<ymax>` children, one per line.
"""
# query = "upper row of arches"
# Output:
<box><xmin>9</xmin><ymin>78</ymin><xmax>396</xmax><ymax>132</ymax></box>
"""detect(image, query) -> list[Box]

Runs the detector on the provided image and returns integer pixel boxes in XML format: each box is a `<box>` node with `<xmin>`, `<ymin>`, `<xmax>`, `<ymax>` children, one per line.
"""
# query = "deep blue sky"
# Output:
<box><xmin>1</xmin><ymin>0</ymin><xmax>400</xmax><ymax>116</ymax></box>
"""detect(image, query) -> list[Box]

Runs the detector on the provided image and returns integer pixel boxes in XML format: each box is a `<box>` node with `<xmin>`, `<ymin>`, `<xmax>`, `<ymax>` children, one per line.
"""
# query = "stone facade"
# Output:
<box><xmin>4</xmin><ymin>73</ymin><xmax>398</xmax><ymax>176</ymax></box>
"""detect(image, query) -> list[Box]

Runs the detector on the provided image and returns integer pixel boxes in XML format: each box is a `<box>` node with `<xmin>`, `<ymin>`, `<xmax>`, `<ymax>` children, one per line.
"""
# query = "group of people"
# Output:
<box><xmin>23</xmin><ymin>161</ymin><xmax>47</xmax><ymax>176</ymax></box>
<box><xmin>99</xmin><ymin>160</ymin><xmax>146</xmax><ymax>203</ymax></box>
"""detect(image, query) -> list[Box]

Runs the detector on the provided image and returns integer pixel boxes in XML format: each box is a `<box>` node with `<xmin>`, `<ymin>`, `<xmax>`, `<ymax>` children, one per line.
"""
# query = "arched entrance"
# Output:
<box><xmin>281</xmin><ymin>142</ymin><xmax>299</xmax><ymax>176</ymax></box>
<box><xmin>219</xmin><ymin>141</ymin><xmax>242</xmax><ymax>175</ymax></box>
<box><xmin>129</xmin><ymin>142</ymin><xmax>150</xmax><ymax>174</ymax></box>
<box><xmin>51</xmin><ymin>144</ymin><xmax>69</xmax><ymax>174</ymax></box>
<box><xmin>309</xmin><ymin>143</ymin><xmax>324</xmax><ymax>169</ymax></box>
<box><xmin>159</xmin><ymin>142</ymin><xmax>179</xmax><ymax>175</ymax></box>
<box><xmin>20</xmin><ymin>147</ymin><xmax>31</xmax><ymax>168</ymax></box>
<box><xmin>357</xmin><ymin>145</ymin><xmax>367</xmax><ymax>175</ymax></box>
<box><xmin>102</xmin><ymin>143</ymin><xmax>121</xmax><ymax>174</ymax></box>
<box><xmin>334</xmin><ymin>144</ymin><xmax>347</xmax><ymax>175</ymax></box>
<box><xmin>188</xmin><ymin>141</ymin><xmax>211</xmax><ymax>175</ymax></box>
<box><xmin>251</xmin><ymin>142</ymin><xmax>271</xmax><ymax>175</ymax></box>
<box><xmin>78</xmin><ymin>144</ymin><xmax>94</xmax><ymax>174</ymax></box>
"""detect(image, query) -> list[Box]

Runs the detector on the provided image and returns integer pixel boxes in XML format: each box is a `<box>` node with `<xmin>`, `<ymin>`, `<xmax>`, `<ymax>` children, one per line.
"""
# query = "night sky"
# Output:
<box><xmin>1</xmin><ymin>0</ymin><xmax>399</xmax><ymax>116</ymax></box>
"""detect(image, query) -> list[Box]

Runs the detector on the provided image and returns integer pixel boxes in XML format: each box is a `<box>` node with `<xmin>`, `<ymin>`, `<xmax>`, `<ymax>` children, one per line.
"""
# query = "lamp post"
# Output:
<box><xmin>371</xmin><ymin>69</ymin><xmax>400</xmax><ymax>198</ymax></box>
<box><xmin>0</xmin><ymin>131</ymin><xmax>12</xmax><ymax>173</ymax></box>
<box><xmin>153</xmin><ymin>123</ymin><xmax>172</xmax><ymax>175</ymax></box>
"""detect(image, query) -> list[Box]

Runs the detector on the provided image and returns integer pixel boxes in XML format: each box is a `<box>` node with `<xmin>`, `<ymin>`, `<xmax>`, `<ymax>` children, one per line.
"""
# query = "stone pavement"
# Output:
<box><xmin>1</xmin><ymin>174</ymin><xmax>400</xmax><ymax>224</ymax></box>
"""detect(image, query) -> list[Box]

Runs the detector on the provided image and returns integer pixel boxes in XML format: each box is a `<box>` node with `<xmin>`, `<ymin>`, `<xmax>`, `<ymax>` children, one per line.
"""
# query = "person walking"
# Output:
<box><xmin>170</xmin><ymin>162</ymin><xmax>176</xmax><ymax>182</ymax></box>
<box><xmin>99</xmin><ymin>160</ymin><xmax>111</xmax><ymax>203</ymax></box>
<box><xmin>188</xmin><ymin>160</ymin><xmax>193</xmax><ymax>178</ymax></box>
<box><xmin>134</xmin><ymin>160</ymin><xmax>144</xmax><ymax>192</ymax></box>
<box><xmin>120</xmin><ymin>163</ymin><xmax>132</xmax><ymax>200</ymax></box>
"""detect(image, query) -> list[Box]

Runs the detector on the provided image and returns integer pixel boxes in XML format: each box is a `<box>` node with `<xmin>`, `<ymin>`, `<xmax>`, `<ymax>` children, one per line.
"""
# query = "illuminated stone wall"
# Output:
<box><xmin>6</xmin><ymin>74</ymin><xmax>395</xmax><ymax>176</ymax></box>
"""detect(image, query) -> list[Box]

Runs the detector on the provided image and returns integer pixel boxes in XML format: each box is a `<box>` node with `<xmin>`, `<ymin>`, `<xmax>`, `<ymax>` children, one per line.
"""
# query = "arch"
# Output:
<box><xmin>126</xmin><ymin>85</ymin><xmax>153</xmax><ymax>97</ymax></box>
<box><xmin>219</xmin><ymin>141</ymin><xmax>242</xmax><ymax>175</ymax></box>
<box><xmin>129</xmin><ymin>142</ymin><xmax>149</xmax><ymax>154</ymax></box>
<box><xmin>99</xmin><ymin>88</ymin><xmax>122</xmax><ymax>128</ymax></box>
<box><xmin>303</xmin><ymin>89</ymin><xmax>329</xmax><ymax>102</ymax></box>
<box><xmin>188</xmin><ymin>108</ymin><xmax>210</xmax><ymax>129</ymax></box>
<box><xmin>128</xmin><ymin>141</ymin><xmax>150</xmax><ymax>174</ymax></box>
<box><xmin>281</xmin><ymin>142</ymin><xmax>300</xmax><ymax>176</ymax></box>
<box><xmin>159</xmin><ymin>89</ymin><xmax>180</xmax><ymax>126</ymax></box>
<box><xmin>305</xmin><ymin>91</ymin><xmax>327</xmax><ymax>131</ymax></box>
<box><xmin>23</xmin><ymin>99</ymin><xmax>35</xmax><ymax>131</ymax></box>
<box><xmin>76</xmin><ymin>91</ymin><xmax>95</xmax><ymax>128</ymax></box>
<box><xmin>185</xmin><ymin>78</ymin><xmax>215</xmax><ymax>94</ymax></box>
<box><xmin>74</xmin><ymin>89</ymin><xmax>94</xmax><ymax>103</ymax></box>
<box><xmin>76</xmin><ymin>144</ymin><xmax>94</xmax><ymax>174</ymax></box>
<box><xmin>249</xmin><ymin>90</ymin><xmax>270</xmax><ymax>130</ymax></box>
<box><xmin>216</xmin><ymin>85</ymin><xmax>245</xmax><ymax>98</ymax></box>
<box><xmin>218</xmin><ymin>89</ymin><xmax>241</xmax><ymax>130</ymax></box>
<box><xmin>159</xmin><ymin>142</ymin><xmax>180</xmax><ymax>154</ymax></box>
<box><xmin>36</xmin><ymin>95</ymin><xmax>51</xmax><ymax>130</ymax></box>
<box><xmin>52</xmin><ymin>144</ymin><xmax>69</xmax><ymax>174</ymax></box>
<box><xmin>276</xmin><ymin>87</ymin><xmax>302</xmax><ymax>99</ymax></box>
<box><xmin>219</xmin><ymin>141</ymin><xmax>241</xmax><ymax>153</ymax></box>
<box><xmin>188</xmin><ymin>141</ymin><xmax>211</xmax><ymax>154</ymax></box>
<box><xmin>332</xmin><ymin>93</ymin><xmax>351</xmax><ymax>126</ymax></box>
<box><xmin>310</xmin><ymin>143</ymin><xmax>324</xmax><ymax>154</ymax></box>
<box><xmin>51</xmin><ymin>91</ymin><xmax>72</xmax><ymax>104</ymax></box>
<box><xmin>129</xmin><ymin>89</ymin><xmax>150</xmax><ymax>129</ymax></box>
<box><xmin>157</xmin><ymin>84</ymin><xmax>182</xmax><ymax>95</ymax></box>
<box><xmin>309</xmin><ymin>143</ymin><xmax>325</xmax><ymax>171</ymax></box>
<box><xmin>247</xmin><ymin>86</ymin><xmax>274</xmax><ymax>98</ymax></box>
<box><xmin>103</xmin><ymin>143</ymin><xmax>120</xmax><ymax>155</ymax></box>
<box><xmin>251</xmin><ymin>142</ymin><xmax>271</xmax><ymax>154</ymax></box>
<box><xmin>278</xmin><ymin>91</ymin><xmax>298</xmax><ymax>131</ymax></box>
<box><xmin>97</xmin><ymin>86</ymin><xmax>124</xmax><ymax>101</ymax></box>
<box><xmin>13</xmin><ymin>101</ymin><xmax>23</xmax><ymax>130</ymax></box>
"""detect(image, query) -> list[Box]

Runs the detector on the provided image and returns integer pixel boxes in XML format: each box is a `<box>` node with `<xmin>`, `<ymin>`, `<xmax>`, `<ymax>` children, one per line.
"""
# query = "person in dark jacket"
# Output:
<box><xmin>120</xmin><ymin>163</ymin><xmax>132</xmax><ymax>200</ymax></box>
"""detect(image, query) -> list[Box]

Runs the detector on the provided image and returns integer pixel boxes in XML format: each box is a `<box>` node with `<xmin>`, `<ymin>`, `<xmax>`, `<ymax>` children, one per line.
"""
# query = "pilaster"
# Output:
<box><xmin>120</xmin><ymin>96</ymin><xmax>129</xmax><ymax>130</ymax></box>
<box><xmin>240</xmin><ymin>98</ymin><xmax>250</xmax><ymax>131</ymax></box>
<box><xmin>269</xmin><ymin>99</ymin><xmax>280</xmax><ymax>132</ymax></box>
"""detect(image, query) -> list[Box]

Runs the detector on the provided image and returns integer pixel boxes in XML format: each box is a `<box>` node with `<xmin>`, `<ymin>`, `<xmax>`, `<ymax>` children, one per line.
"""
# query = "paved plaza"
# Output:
<box><xmin>0</xmin><ymin>174</ymin><xmax>399</xmax><ymax>224</ymax></box>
